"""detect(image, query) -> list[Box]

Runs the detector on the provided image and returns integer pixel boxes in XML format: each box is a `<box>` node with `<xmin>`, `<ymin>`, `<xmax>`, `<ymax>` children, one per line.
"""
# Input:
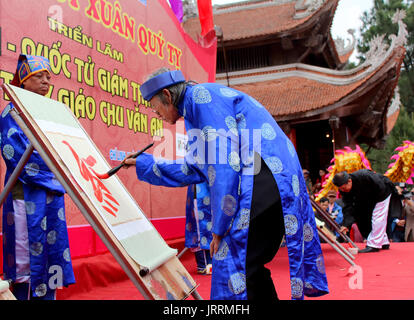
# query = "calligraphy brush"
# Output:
<box><xmin>95</xmin><ymin>142</ymin><xmax>154</xmax><ymax>180</ymax></box>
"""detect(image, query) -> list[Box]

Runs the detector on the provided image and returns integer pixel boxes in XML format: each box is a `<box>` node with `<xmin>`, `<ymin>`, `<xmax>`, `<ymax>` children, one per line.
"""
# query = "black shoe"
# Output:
<box><xmin>382</xmin><ymin>244</ymin><xmax>390</xmax><ymax>250</ymax></box>
<box><xmin>358</xmin><ymin>246</ymin><xmax>380</xmax><ymax>253</ymax></box>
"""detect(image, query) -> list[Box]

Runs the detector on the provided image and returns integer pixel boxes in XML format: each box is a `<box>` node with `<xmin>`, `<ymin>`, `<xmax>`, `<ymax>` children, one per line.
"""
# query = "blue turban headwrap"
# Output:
<box><xmin>11</xmin><ymin>54</ymin><xmax>51</xmax><ymax>87</ymax></box>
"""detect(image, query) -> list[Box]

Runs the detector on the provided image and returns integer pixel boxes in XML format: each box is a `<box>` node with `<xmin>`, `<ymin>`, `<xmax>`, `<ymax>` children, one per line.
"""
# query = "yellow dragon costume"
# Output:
<box><xmin>315</xmin><ymin>141</ymin><xmax>414</xmax><ymax>201</ymax></box>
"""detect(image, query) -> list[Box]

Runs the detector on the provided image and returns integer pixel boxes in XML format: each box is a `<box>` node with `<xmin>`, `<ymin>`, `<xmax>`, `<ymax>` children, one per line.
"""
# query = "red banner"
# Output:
<box><xmin>0</xmin><ymin>0</ymin><xmax>216</xmax><ymax>263</ymax></box>
<box><xmin>197</xmin><ymin>0</ymin><xmax>214</xmax><ymax>36</ymax></box>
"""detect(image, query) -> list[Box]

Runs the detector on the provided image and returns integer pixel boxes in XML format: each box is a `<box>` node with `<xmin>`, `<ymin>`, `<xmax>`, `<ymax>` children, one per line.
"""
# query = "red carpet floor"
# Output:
<box><xmin>57</xmin><ymin>242</ymin><xmax>414</xmax><ymax>300</ymax></box>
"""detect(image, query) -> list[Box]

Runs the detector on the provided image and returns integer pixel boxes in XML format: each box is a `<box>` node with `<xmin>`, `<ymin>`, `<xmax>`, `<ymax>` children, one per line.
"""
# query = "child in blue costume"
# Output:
<box><xmin>185</xmin><ymin>183</ymin><xmax>213</xmax><ymax>274</ymax></box>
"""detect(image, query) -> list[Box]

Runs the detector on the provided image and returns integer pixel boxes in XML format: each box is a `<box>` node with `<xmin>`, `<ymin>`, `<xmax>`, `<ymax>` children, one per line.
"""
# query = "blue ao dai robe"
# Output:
<box><xmin>135</xmin><ymin>84</ymin><xmax>329</xmax><ymax>300</ymax></box>
<box><xmin>1</xmin><ymin>103</ymin><xmax>75</xmax><ymax>298</ymax></box>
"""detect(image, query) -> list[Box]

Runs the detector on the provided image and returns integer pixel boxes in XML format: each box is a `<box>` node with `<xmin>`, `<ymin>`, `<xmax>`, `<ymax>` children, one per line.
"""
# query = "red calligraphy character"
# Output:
<box><xmin>62</xmin><ymin>141</ymin><xmax>120</xmax><ymax>217</ymax></box>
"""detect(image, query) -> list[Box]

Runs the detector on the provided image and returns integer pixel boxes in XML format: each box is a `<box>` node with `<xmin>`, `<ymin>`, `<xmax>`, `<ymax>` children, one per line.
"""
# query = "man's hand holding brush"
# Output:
<box><xmin>121</xmin><ymin>136</ymin><xmax>161</xmax><ymax>169</ymax></box>
<box><xmin>94</xmin><ymin>142</ymin><xmax>155</xmax><ymax>180</ymax></box>
<box><xmin>121</xmin><ymin>141</ymin><xmax>154</xmax><ymax>169</ymax></box>
<box><xmin>122</xmin><ymin>153</ymin><xmax>139</xmax><ymax>167</ymax></box>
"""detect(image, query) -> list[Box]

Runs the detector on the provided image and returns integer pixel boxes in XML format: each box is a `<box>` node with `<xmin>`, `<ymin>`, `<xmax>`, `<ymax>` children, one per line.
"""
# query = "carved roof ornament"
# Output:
<box><xmin>334</xmin><ymin>29</ymin><xmax>356</xmax><ymax>56</ymax></box>
<box><xmin>294</xmin><ymin>0</ymin><xmax>326</xmax><ymax>19</ymax></box>
<box><xmin>390</xmin><ymin>9</ymin><xmax>408</xmax><ymax>48</ymax></box>
<box><xmin>387</xmin><ymin>86</ymin><xmax>401</xmax><ymax>118</ymax></box>
<box><xmin>362</xmin><ymin>9</ymin><xmax>407</xmax><ymax>68</ymax></box>
<box><xmin>364</xmin><ymin>34</ymin><xmax>389</xmax><ymax>66</ymax></box>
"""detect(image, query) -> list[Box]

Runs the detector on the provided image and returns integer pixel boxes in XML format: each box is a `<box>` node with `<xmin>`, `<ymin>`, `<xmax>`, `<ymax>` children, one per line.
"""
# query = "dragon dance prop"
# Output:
<box><xmin>315</xmin><ymin>145</ymin><xmax>373</xmax><ymax>202</ymax></box>
<box><xmin>384</xmin><ymin>141</ymin><xmax>414</xmax><ymax>184</ymax></box>
<box><xmin>315</xmin><ymin>141</ymin><xmax>414</xmax><ymax>202</ymax></box>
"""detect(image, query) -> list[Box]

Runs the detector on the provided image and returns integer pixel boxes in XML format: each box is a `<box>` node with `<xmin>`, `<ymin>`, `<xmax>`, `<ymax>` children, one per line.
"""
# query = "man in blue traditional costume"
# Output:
<box><xmin>1</xmin><ymin>54</ymin><xmax>75</xmax><ymax>299</ymax></box>
<box><xmin>123</xmin><ymin>68</ymin><xmax>329</xmax><ymax>300</ymax></box>
<box><xmin>185</xmin><ymin>183</ymin><xmax>213</xmax><ymax>274</ymax></box>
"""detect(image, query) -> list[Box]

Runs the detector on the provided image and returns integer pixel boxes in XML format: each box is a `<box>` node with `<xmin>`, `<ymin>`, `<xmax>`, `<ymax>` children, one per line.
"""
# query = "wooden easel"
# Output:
<box><xmin>0</xmin><ymin>83</ymin><xmax>202</xmax><ymax>300</ymax></box>
<box><xmin>311</xmin><ymin>198</ymin><xmax>358</xmax><ymax>247</ymax></box>
<box><xmin>311</xmin><ymin>198</ymin><xmax>357</xmax><ymax>266</ymax></box>
<box><xmin>0</xmin><ymin>279</ymin><xmax>15</xmax><ymax>300</ymax></box>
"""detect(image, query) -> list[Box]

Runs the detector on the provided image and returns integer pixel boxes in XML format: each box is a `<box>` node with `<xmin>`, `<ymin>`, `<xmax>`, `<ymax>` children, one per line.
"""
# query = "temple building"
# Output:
<box><xmin>183</xmin><ymin>0</ymin><xmax>407</xmax><ymax>176</ymax></box>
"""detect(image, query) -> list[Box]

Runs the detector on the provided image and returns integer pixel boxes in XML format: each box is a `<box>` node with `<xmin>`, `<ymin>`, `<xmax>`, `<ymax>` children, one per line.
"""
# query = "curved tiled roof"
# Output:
<box><xmin>338</xmin><ymin>49</ymin><xmax>355</xmax><ymax>64</ymax></box>
<box><xmin>183</xmin><ymin>0</ymin><xmax>335</xmax><ymax>42</ymax></box>
<box><xmin>234</xmin><ymin>76</ymin><xmax>364</xmax><ymax>117</ymax></box>
<box><xmin>183</xmin><ymin>0</ymin><xmax>350</xmax><ymax>68</ymax></box>
<box><xmin>216</xmin><ymin>43</ymin><xmax>405</xmax><ymax>120</ymax></box>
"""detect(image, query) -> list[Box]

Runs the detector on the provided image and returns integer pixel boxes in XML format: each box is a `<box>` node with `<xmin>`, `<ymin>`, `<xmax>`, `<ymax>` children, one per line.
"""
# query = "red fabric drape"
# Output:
<box><xmin>197</xmin><ymin>0</ymin><xmax>214</xmax><ymax>36</ymax></box>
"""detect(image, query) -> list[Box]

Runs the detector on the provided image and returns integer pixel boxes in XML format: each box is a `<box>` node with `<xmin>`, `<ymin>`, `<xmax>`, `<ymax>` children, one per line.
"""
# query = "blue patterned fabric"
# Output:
<box><xmin>135</xmin><ymin>83</ymin><xmax>329</xmax><ymax>300</ymax></box>
<box><xmin>1</xmin><ymin>103</ymin><xmax>75</xmax><ymax>298</ymax></box>
<box><xmin>185</xmin><ymin>183</ymin><xmax>212</xmax><ymax>250</ymax></box>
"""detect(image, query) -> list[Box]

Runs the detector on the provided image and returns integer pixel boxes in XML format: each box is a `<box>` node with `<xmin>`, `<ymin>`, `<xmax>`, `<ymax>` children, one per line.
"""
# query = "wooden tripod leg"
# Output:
<box><xmin>318</xmin><ymin>224</ymin><xmax>355</xmax><ymax>260</ymax></box>
<box><xmin>315</xmin><ymin>215</ymin><xmax>356</xmax><ymax>261</ymax></box>
<box><xmin>0</xmin><ymin>144</ymin><xmax>34</xmax><ymax>207</ymax></box>
<box><xmin>344</xmin><ymin>234</ymin><xmax>358</xmax><ymax>248</ymax></box>
<box><xmin>191</xmin><ymin>289</ymin><xmax>203</xmax><ymax>300</ymax></box>
<box><xmin>318</xmin><ymin>230</ymin><xmax>355</xmax><ymax>266</ymax></box>
<box><xmin>177</xmin><ymin>247</ymin><xmax>189</xmax><ymax>259</ymax></box>
<box><xmin>311</xmin><ymin>198</ymin><xmax>358</xmax><ymax>248</ymax></box>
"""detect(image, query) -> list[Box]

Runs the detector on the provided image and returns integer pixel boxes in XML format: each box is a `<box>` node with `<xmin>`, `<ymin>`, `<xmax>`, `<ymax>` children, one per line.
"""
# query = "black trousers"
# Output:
<box><xmin>246</xmin><ymin>157</ymin><xmax>285</xmax><ymax>300</ymax></box>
